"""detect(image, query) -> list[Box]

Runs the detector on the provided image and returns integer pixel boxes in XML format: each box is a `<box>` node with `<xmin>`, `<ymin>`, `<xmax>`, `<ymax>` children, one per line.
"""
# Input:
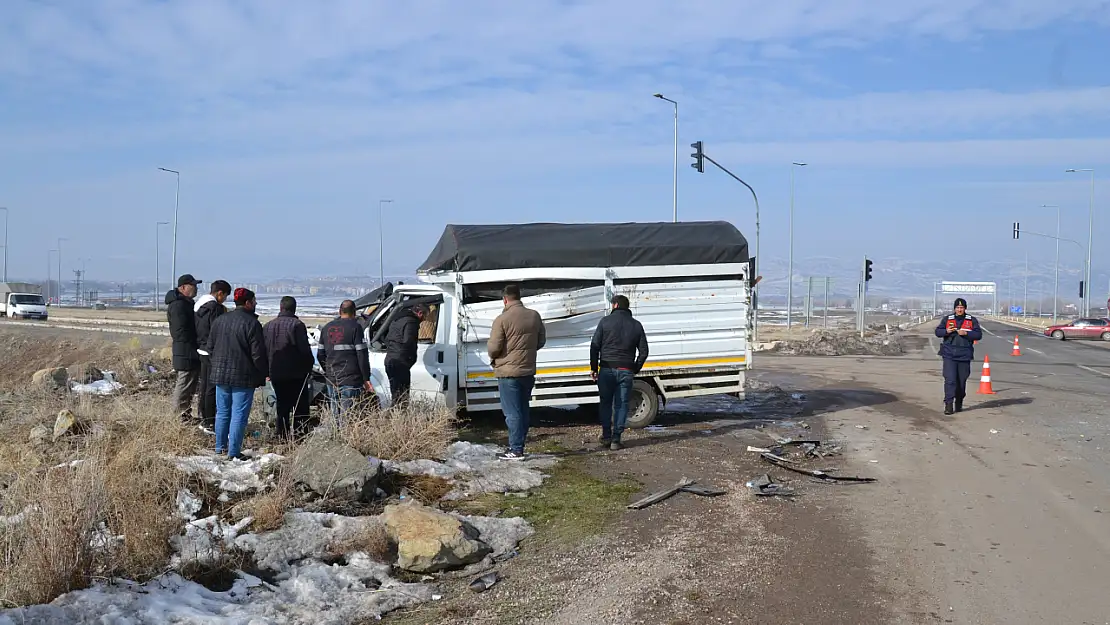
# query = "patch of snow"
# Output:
<box><xmin>89</xmin><ymin>522</ymin><xmax>124</xmax><ymax>551</ymax></box>
<box><xmin>236</xmin><ymin>512</ymin><xmax>380</xmax><ymax>574</ymax></box>
<box><xmin>173</xmin><ymin>452</ymin><xmax>284</xmax><ymax>493</ymax></box>
<box><xmin>386</xmin><ymin>441</ymin><xmax>557</xmax><ymax>499</ymax></box>
<box><xmin>175</xmin><ymin>489</ymin><xmax>203</xmax><ymax>522</ymax></box>
<box><xmin>0</xmin><ymin>506</ymin><xmax>32</xmax><ymax>528</ymax></box>
<box><xmin>170</xmin><ymin>515</ymin><xmax>253</xmax><ymax>568</ymax></box>
<box><xmin>0</xmin><ymin>555</ymin><xmax>434</xmax><ymax>625</ymax></box>
<box><xmin>70</xmin><ymin>372</ymin><xmax>123</xmax><ymax>396</ymax></box>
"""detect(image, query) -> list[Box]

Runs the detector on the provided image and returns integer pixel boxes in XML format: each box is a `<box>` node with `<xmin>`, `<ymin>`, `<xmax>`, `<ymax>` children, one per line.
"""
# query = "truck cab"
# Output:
<box><xmin>0</xmin><ymin>284</ymin><xmax>48</xmax><ymax>320</ymax></box>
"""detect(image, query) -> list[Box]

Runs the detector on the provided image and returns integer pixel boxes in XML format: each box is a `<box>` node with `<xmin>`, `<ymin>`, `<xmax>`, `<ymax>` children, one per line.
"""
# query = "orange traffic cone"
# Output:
<box><xmin>977</xmin><ymin>355</ymin><xmax>995</xmax><ymax>395</ymax></box>
<box><xmin>1011</xmin><ymin>335</ymin><xmax>1021</xmax><ymax>356</ymax></box>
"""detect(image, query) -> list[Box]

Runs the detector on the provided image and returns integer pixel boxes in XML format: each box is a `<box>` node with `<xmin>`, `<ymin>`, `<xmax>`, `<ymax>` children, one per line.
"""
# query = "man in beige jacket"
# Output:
<box><xmin>487</xmin><ymin>284</ymin><xmax>546</xmax><ymax>460</ymax></box>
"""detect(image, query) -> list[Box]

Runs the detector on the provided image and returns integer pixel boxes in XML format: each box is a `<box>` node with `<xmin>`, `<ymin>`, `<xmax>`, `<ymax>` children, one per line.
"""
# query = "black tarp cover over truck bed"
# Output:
<box><xmin>417</xmin><ymin>222</ymin><xmax>749</xmax><ymax>273</ymax></box>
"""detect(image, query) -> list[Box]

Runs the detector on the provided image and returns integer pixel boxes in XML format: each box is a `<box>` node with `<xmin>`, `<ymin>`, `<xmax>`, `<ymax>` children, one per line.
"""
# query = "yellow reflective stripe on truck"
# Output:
<box><xmin>465</xmin><ymin>355</ymin><xmax>746</xmax><ymax>380</ymax></box>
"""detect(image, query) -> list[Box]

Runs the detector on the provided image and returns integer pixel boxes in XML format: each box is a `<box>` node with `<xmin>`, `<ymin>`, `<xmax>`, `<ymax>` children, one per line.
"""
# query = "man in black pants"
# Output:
<box><xmin>263</xmin><ymin>296</ymin><xmax>316</xmax><ymax>437</ymax></box>
<box><xmin>590</xmin><ymin>295</ymin><xmax>649</xmax><ymax>450</ymax></box>
<box><xmin>194</xmin><ymin>280</ymin><xmax>230</xmax><ymax>430</ymax></box>
<box><xmin>934</xmin><ymin>298</ymin><xmax>983</xmax><ymax>415</ymax></box>
<box><xmin>384</xmin><ymin>303</ymin><xmax>427</xmax><ymax>406</ymax></box>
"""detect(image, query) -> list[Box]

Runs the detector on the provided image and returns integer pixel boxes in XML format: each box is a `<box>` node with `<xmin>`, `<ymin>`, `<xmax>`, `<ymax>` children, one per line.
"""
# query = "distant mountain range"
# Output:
<box><xmin>755</xmin><ymin>256</ymin><xmax>1101</xmax><ymax>303</ymax></box>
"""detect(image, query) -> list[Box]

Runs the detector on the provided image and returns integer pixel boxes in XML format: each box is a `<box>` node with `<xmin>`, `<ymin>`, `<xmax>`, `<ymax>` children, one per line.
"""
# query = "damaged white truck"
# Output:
<box><xmin>316</xmin><ymin>222</ymin><xmax>753</xmax><ymax>429</ymax></box>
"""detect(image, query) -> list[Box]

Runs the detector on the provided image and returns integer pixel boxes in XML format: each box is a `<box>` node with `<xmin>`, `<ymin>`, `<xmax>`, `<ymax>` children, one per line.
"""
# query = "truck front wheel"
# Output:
<box><xmin>625</xmin><ymin>379</ymin><xmax>661</xmax><ymax>429</ymax></box>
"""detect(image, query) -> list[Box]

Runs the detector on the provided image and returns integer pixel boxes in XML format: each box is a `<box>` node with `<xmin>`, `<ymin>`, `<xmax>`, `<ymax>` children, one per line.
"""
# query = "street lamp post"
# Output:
<box><xmin>786</xmin><ymin>162</ymin><xmax>807</xmax><ymax>329</ymax></box>
<box><xmin>653</xmin><ymin>94</ymin><xmax>679</xmax><ymax>222</ymax></box>
<box><xmin>378</xmin><ymin>199</ymin><xmax>393</xmax><ymax>286</ymax></box>
<box><xmin>158</xmin><ymin>168</ymin><xmax>181</xmax><ymax>283</ymax></box>
<box><xmin>0</xmin><ymin>207</ymin><xmax>8</xmax><ymax>282</ymax></box>
<box><xmin>47</xmin><ymin>250</ymin><xmax>56</xmax><ymax>304</ymax></box>
<box><xmin>1065</xmin><ymin>168</ymin><xmax>1095</xmax><ymax>316</ymax></box>
<box><xmin>155</xmin><ymin>221</ymin><xmax>169</xmax><ymax>311</ymax></box>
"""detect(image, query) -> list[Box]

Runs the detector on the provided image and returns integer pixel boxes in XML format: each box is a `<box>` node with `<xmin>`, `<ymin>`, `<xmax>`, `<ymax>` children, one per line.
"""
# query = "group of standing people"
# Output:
<box><xmin>166</xmin><ymin>275</ymin><xmax>316</xmax><ymax>459</ymax></box>
<box><xmin>486</xmin><ymin>285</ymin><xmax>649</xmax><ymax>460</ymax></box>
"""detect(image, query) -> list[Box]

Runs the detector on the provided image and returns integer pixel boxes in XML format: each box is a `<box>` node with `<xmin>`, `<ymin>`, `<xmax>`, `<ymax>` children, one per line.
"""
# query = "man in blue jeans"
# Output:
<box><xmin>205</xmin><ymin>288</ymin><xmax>268</xmax><ymax>460</ymax></box>
<box><xmin>487</xmin><ymin>285</ymin><xmax>546</xmax><ymax>461</ymax></box>
<box><xmin>317</xmin><ymin>300</ymin><xmax>373</xmax><ymax>427</ymax></box>
<box><xmin>590</xmin><ymin>294</ymin><xmax>649</xmax><ymax>450</ymax></box>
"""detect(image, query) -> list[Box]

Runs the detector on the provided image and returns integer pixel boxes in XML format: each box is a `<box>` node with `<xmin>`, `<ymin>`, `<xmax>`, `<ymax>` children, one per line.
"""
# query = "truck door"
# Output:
<box><xmin>408</xmin><ymin>295</ymin><xmax>457</xmax><ymax>409</ymax></box>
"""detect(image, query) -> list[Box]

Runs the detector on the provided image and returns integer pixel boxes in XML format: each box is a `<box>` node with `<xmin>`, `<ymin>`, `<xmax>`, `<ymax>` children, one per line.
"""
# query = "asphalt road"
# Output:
<box><xmin>768</xmin><ymin>322</ymin><xmax>1110</xmax><ymax>624</ymax></box>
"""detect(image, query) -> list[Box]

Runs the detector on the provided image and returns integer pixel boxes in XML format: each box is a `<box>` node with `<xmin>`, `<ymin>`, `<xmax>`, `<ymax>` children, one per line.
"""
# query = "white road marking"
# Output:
<box><xmin>983</xmin><ymin>326</ymin><xmax>998</xmax><ymax>337</ymax></box>
<box><xmin>1077</xmin><ymin>364</ymin><xmax>1110</xmax><ymax>378</ymax></box>
<box><xmin>1026</xmin><ymin>347</ymin><xmax>1045</xmax><ymax>355</ymax></box>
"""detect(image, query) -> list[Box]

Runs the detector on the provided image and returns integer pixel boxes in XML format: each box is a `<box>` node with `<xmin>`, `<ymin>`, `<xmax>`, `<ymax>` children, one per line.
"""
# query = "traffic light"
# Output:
<box><xmin>864</xmin><ymin>258</ymin><xmax>873</xmax><ymax>282</ymax></box>
<box><xmin>1080</xmin><ymin>280</ymin><xmax>1085</xmax><ymax>298</ymax></box>
<box><xmin>1013</xmin><ymin>222</ymin><xmax>1020</xmax><ymax>240</ymax></box>
<box><xmin>690</xmin><ymin>141</ymin><xmax>704</xmax><ymax>173</ymax></box>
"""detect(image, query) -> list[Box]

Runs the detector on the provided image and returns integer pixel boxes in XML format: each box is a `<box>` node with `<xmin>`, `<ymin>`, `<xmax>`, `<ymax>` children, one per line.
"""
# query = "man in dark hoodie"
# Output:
<box><xmin>589</xmin><ymin>295</ymin><xmax>649</xmax><ymax>450</ymax></box>
<box><xmin>384</xmin><ymin>303</ymin><xmax>427</xmax><ymax>406</ymax></box>
<box><xmin>263</xmin><ymin>296</ymin><xmax>315</xmax><ymax>438</ymax></box>
<box><xmin>206</xmin><ymin>288</ymin><xmax>268</xmax><ymax>460</ymax></box>
<box><xmin>194</xmin><ymin>280</ymin><xmax>231</xmax><ymax>430</ymax></box>
<box><xmin>166</xmin><ymin>274</ymin><xmax>202</xmax><ymax>420</ymax></box>
<box><xmin>934</xmin><ymin>297</ymin><xmax>983</xmax><ymax>415</ymax></box>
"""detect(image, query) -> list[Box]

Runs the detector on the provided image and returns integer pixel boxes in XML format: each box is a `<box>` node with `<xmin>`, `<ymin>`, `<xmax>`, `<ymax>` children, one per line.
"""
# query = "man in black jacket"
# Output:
<box><xmin>166</xmin><ymin>274</ymin><xmax>202</xmax><ymax>420</ymax></box>
<box><xmin>384</xmin><ymin>304</ymin><xmax>427</xmax><ymax>406</ymax></box>
<box><xmin>194</xmin><ymin>280</ymin><xmax>231</xmax><ymax>430</ymax></box>
<box><xmin>263</xmin><ymin>296</ymin><xmax>315</xmax><ymax>438</ymax></box>
<box><xmin>206</xmin><ymin>288</ymin><xmax>268</xmax><ymax>459</ymax></box>
<box><xmin>318</xmin><ymin>300</ymin><xmax>373</xmax><ymax>423</ymax></box>
<box><xmin>590</xmin><ymin>295</ymin><xmax>649</xmax><ymax>450</ymax></box>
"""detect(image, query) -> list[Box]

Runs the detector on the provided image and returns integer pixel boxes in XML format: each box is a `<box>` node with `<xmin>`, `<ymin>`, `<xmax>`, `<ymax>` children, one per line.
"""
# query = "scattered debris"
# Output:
<box><xmin>469</xmin><ymin>571</ymin><xmax>500</xmax><ymax>593</ymax></box>
<box><xmin>71</xmin><ymin>371</ymin><xmax>123</xmax><ymax>396</ymax></box>
<box><xmin>990</xmin><ymin>429</ymin><xmax>1000</xmax><ymax>434</ymax></box>
<box><xmin>745</xmin><ymin>474</ymin><xmax>795</xmax><ymax>497</ymax></box>
<box><xmin>747</xmin><ymin>446</ymin><xmax>771</xmax><ymax>453</ymax></box>
<box><xmin>770</xmin><ymin>329</ymin><xmax>905</xmax><ymax>356</ymax></box>
<box><xmin>644</xmin><ymin>425</ymin><xmax>668</xmax><ymax>433</ymax></box>
<box><xmin>855</xmin><ymin>424</ymin><xmax>869</xmax><ymax>430</ymax></box>
<box><xmin>626</xmin><ymin>478</ymin><xmax>727</xmax><ymax>510</ymax></box>
<box><xmin>760</xmin><ymin>452</ymin><xmax>877</xmax><ymax>483</ymax></box>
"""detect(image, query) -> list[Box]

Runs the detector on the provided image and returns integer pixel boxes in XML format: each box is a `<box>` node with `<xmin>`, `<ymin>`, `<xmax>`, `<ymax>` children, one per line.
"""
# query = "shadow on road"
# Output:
<box><xmin>964</xmin><ymin>397</ymin><xmax>1034</xmax><ymax>411</ymax></box>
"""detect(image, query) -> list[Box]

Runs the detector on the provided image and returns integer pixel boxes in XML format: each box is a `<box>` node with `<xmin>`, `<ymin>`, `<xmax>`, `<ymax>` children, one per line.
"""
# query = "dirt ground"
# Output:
<box><xmin>387</xmin><ymin>321</ymin><xmax>1110</xmax><ymax>625</ymax></box>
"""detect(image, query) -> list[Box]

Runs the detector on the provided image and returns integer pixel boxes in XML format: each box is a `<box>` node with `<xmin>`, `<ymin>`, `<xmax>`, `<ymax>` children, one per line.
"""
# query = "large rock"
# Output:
<box><xmin>29</xmin><ymin>424</ymin><xmax>51</xmax><ymax>445</ymax></box>
<box><xmin>53</xmin><ymin>409</ymin><xmax>82</xmax><ymax>440</ymax></box>
<box><xmin>67</xmin><ymin>363</ymin><xmax>104</xmax><ymax>385</ymax></box>
<box><xmin>289</xmin><ymin>436</ymin><xmax>382</xmax><ymax>502</ymax></box>
<box><xmin>382</xmin><ymin>501</ymin><xmax>491</xmax><ymax>573</ymax></box>
<box><xmin>32</xmin><ymin>368</ymin><xmax>69</xmax><ymax>389</ymax></box>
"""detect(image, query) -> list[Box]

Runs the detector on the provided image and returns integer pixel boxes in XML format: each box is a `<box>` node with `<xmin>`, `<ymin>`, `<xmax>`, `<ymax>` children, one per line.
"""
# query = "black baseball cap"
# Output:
<box><xmin>177</xmin><ymin>274</ymin><xmax>202</xmax><ymax>287</ymax></box>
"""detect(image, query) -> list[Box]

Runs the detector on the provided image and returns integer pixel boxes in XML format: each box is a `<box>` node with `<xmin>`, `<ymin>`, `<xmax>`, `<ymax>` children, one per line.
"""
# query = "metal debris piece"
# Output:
<box><xmin>680</xmin><ymin>484</ymin><xmax>727</xmax><ymax>497</ymax></box>
<box><xmin>627</xmin><ymin>477</ymin><xmax>727</xmax><ymax>509</ymax></box>
<box><xmin>760</xmin><ymin>452</ymin><xmax>877</xmax><ymax>483</ymax></box>
<box><xmin>747</xmin><ymin>446</ymin><xmax>772</xmax><ymax>453</ymax></box>
<box><xmin>745</xmin><ymin>473</ymin><xmax>795</xmax><ymax>497</ymax></box>
<box><xmin>469</xmin><ymin>571</ymin><xmax>500</xmax><ymax>593</ymax></box>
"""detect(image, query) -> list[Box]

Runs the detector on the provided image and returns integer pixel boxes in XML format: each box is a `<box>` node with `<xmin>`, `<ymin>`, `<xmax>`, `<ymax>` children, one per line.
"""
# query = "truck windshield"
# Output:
<box><xmin>11</xmin><ymin>294</ymin><xmax>44</xmax><ymax>305</ymax></box>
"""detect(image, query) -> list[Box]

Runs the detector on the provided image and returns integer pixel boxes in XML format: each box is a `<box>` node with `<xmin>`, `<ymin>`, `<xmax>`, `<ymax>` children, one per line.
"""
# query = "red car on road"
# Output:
<box><xmin>1044</xmin><ymin>317</ymin><xmax>1110</xmax><ymax>341</ymax></box>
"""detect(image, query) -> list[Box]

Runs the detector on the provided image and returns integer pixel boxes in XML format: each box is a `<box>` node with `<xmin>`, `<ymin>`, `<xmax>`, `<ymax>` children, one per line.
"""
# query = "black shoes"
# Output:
<box><xmin>943</xmin><ymin>401</ymin><xmax>954</xmax><ymax>415</ymax></box>
<box><xmin>954</xmin><ymin>399</ymin><xmax>963</xmax><ymax>413</ymax></box>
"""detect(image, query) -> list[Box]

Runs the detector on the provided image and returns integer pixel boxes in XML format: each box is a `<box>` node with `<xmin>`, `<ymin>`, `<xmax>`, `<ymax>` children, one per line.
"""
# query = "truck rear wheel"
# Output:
<box><xmin>625</xmin><ymin>379</ymin><xmax>660</xmax><ymax>429</ymax></box>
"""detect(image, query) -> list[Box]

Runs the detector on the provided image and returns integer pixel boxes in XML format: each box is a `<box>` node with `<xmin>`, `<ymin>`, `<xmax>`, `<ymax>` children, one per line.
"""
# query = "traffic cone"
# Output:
<box><xmin>977</xmin><ymin>355</ymin><xmax>995</xmax><ymax>395</ymax></box>
<box><xmin>1011</xmin><ymin>335</ymin><xmax>1021</xmax><ymax>356</ymax></box>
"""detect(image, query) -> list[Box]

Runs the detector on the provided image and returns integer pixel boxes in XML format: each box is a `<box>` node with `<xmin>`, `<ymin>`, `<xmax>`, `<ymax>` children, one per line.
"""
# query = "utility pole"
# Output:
<box><xmin>0</xmin><ymin>207</ymin><xmax>8</xmax><ymax>282</ymax></box>
<box><xmin>378</xmin><ymin>199</ymin><xmax>393</xmax><ymax>287</ymax></box>
<box><xmin>652</xmin><ymin>94</ymin><xmax>679</xmax><ymax>222</ymax></box>
<box><xmin>823</xmin><ymin>277</ymin><xmax>830</xmax><ymax>328</ymax></box>
<box><xmin>57</xmin><ymin>237</ymin><xmax>66</xmax><ymax>306</ymax></box>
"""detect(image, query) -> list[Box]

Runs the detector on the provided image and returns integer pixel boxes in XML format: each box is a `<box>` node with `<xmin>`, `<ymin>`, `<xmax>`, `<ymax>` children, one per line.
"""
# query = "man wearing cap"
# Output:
<box><xmin>166</xmin><ymin>274</ymin><xmax>202</xmax><ymax>420</ymax></box>
<box><xmin>934</xmin><ymin>297</ymin><xmax>982</xmax><ymax>415</ymax></box>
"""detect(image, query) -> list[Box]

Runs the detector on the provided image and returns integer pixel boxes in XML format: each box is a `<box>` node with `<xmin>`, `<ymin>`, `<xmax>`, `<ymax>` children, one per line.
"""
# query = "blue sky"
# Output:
<box><xmin>1</xmin><ymin>0</ymin><xmax>1108</xmax><ymax>287</ymax></box>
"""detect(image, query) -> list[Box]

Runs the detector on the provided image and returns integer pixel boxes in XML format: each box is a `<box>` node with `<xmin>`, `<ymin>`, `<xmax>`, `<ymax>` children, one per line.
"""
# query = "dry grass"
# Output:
<box><xmin>0</xmin><ymin>391</ymin><xmax>206</xmax><ymax>607</ymax></box>
<box><xmin>336</xmin><ymin>399</ymin><xmax>457</xmax><ymax>462</ymax></box>
<box><xmin>239</xmin><ymin>470</ymin><xmax>295</xmax><ymax>533</ymax></box>
<box><xmin>327</xmin><ymin>522</ymin><xmax>394</xmax><ymax>564</ymax></box>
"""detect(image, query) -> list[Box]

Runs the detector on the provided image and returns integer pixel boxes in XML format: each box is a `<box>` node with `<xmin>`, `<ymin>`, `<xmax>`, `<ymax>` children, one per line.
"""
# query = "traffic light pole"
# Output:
<box><xmin>696</xmin><ymin>151</ymin><xmax>762</xmax><ymax>342</ymax></box>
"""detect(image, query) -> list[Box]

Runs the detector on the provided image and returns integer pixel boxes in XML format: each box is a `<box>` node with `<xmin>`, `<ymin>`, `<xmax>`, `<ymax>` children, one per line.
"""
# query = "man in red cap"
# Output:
<box><xmin>206</xmin><ymin>288</ymin><xmax>268</xmax><ymax>459</ymax></box>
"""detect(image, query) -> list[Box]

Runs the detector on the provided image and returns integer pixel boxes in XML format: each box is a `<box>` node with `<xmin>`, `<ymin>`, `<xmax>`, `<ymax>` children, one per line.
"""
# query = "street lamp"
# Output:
<box><xmin>786</xmin><ymin>162</ymin><xmax>807</xmax><ymax>329</ymax></box>
<box><xmin>0</xmin><ymin>207</ymin><xmax>8</xmax><ymax>282</ymax></box>
<box><xmin>378</xmin><ymin>199</ymin><xmax>393</xmax><ymax>286</ymax></box>
<box><xmin>158</xmin><ymin>167</ymin><xmax>181</xmax><ymax>283</ymax></box>
<box><xmin>47</xmin><ymin>250</ymin><xmax>56</xmax><ymax>304</ymax></box>
<box><xmin>1065</xmin><ymin>168</ymin><xmax>1095</xmax><ymax>316</ymax></box>
<box><xmin>653</xmin><ymin>93</ymin><xmax>679</xmax><ymax>222</ymax></box>
<box><xmin>155</xmin><ymin>221</ymin><xmax>169</xmax><ymax>311</ymax></box>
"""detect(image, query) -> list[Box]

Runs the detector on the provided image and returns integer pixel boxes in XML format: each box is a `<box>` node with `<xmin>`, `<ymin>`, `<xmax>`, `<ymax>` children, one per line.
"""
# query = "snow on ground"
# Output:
<box><xmin>387</xmin><ymin>441</ymin><xmax>559</xmax><ymax>499</ymax></box>
<box><xmin>70</xmin><ymin>372</ymin><xmax>124</xmax><ymax>396</ymax></box>
<box><xmin>173</xmin><ymin>452</ymin><xmax>284</xmax><ymax>493</ymax></box>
